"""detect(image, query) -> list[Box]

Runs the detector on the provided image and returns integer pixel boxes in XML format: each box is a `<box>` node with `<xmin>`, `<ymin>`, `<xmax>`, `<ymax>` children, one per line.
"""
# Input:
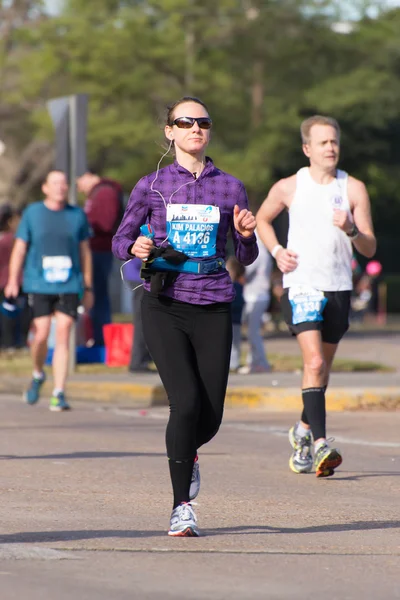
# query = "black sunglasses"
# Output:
<box><xmin>172</xmin><ymin>117</ymin><xmax>212</xmax><ymax>130</ymax></box>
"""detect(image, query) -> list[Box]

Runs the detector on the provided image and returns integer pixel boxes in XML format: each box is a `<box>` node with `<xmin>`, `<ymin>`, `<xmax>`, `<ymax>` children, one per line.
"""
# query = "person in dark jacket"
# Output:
<box><xmin>226</xmin><ymin>256</ymin><xmax>246</xmax><ymax>372</ymax></box>
<box><xmin>77</xmin><ymin>172</ymin><xmax>124</xmax><ymax>346</ymax></box>
<box><xmin>123</xmin><ymin>256</ymin><xmax>152</xmax><ymax>373</ymax></box>
<box><xmin>0</xmin><ymin>204</ymin><xmax>25</xmax><ymax>351</ymax></box>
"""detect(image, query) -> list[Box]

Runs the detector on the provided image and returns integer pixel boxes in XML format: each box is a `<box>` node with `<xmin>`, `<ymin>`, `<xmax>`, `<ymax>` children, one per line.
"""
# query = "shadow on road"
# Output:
<box><xmin>333</xmin><ymin>471</ymin><xmax>400</xmax><ymax>481</ymax></box>
<box><xmin>0</xmin><ymin>530</ymin><xmax>162</xmax><ymax>543</ymax></box>
<box><xmin>0</xmin><ymin>451</ymin><xmax>165</xmax><ymax>460</ymax></box>
<box><xmin>205</xmin><ymin>519</ymin><xmax>400</xmax><ymax>537</ymax></box>
<box><xmin>1</xmin><ymin>519</ymin><xmax>399</xmax><ymax>544</ymax></box>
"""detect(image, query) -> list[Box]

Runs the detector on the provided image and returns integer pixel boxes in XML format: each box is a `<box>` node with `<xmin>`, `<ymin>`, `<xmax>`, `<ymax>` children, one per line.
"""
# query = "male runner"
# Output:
<box><xmin>256</xmin><ymin>115</ymin><xmax>376</xmax><ymax>477</ymax></box>
<box><xmin>5</xmin><ymin>171</ymin><xmax>93</xmax><ymax>411</ymax></box>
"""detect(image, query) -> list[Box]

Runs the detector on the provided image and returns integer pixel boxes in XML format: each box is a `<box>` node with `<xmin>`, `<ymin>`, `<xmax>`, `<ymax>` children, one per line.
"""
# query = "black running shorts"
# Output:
<box><xmin>28</xmin><ymin>293</ymin><xmax>80</xmax><ymax>320</ymax></box>
<box><xmin>280</xmin><ymin>289</ymin><xmax>351</xmax><ymax>344</ymax></box>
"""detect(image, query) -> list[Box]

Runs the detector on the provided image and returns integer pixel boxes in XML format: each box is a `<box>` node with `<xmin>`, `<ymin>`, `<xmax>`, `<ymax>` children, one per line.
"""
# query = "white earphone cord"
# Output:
<box><xmin>121</xmin><ymin>139</ymin><xmax>197</xmax><ymax>290</ymax></box>
<box><xmin>150</xmin><ymin>139</ymin><xmax>200</xmax><ymax>247</ymax></box>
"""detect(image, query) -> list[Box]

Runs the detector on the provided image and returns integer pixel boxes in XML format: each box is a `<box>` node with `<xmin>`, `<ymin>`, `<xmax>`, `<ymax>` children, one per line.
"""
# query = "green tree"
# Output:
<box><xmin>1</xmin><ymin>0</ymin><xmax>400</xmax><ymax>275</ymax></box>
<box><xmin>0</xmin><ymin>0</ymin><xmax>51</xmax><ymax>203</ymax></box>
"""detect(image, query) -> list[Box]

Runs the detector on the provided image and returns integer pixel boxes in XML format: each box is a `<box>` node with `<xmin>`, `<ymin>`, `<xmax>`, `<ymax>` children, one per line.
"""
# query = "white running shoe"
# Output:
<box><xmin>288</xmin><ymin>422</ymin><xmax>313</xmax><ymax>474</ymax></box>
<box><xmin>168</xmin><ymin>502</ymin><xmax>199</xmax><ymax>537</ymax></box>
<box><xmin>189</xmin><ymin>459</ymin><xmax>200</xmax><ymax>500</ymax></box>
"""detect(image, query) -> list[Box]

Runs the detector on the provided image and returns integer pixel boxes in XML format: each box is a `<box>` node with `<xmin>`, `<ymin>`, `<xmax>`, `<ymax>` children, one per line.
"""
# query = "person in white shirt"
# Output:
<box><xmin>256</xmin><ymin>115</ymin><xmax>376</xmax><ymax>478</ymax></box>
<box><xmin>238</xmin><ymin>230</ymin><xmax>273</xmax><ymax>374</ymax></box>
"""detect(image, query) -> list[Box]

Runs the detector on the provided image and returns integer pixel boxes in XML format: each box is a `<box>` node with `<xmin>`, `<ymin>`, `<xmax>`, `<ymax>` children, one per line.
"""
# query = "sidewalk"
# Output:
<box><xmin>1</xmin><ymin>331</ymin><xmax>399</xmax><ymax>411</ymax></box>
<box><xmin>1</xmin><ymin>367</ymin><xmax>400</xmax><ymax>412</ymax></box>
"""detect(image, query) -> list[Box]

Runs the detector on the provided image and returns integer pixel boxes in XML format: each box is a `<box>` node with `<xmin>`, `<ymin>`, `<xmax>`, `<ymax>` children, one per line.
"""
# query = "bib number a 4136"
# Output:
<box><xmin>166</xmin><ymin>204</ymin><xmax>220</xmax><ymax>258</ymax></box>
<box><xmin>180</xmin><ymin>231</ymin><xmax>211</xmax><ymax>246</ymax></box>
<box><xmin>289</xmin><ymin>286</ymin><xmax>327</xmax><ymax>325</ymax></box>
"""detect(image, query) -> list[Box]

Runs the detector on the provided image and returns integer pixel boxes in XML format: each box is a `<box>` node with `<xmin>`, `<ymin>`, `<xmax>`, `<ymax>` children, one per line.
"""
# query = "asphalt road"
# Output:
<box><xmin>0</xmin><ymin>394</ymin><xmax>399</xmax><ymax>599</ymax></box>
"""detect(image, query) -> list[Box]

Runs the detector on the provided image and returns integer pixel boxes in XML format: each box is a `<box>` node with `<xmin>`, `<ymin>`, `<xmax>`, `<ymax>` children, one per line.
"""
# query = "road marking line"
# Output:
<box><xmin>224</xmin><ymin>423</ymin><xmax>400</xmax><ymax>448</ymax></box>
<box><xmin>107</xmin><ymin>408</ymin><xmax>400</xmax><ymax>448</ymax></box>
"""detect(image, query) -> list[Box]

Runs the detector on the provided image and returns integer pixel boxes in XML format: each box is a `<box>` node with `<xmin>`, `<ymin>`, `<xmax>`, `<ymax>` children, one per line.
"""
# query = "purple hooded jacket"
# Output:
<box><xmin>112</xmin><ymin>158</ymin><xmax>258</xmax><ymax>304</ymax></box>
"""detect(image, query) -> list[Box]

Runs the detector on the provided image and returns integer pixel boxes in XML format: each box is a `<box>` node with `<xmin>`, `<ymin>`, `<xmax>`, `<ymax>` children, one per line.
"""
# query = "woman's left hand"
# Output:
<box><xmin>233</xmin><ymin>205</ymin><xmax>257</xmax><ymax>238</ymax></box>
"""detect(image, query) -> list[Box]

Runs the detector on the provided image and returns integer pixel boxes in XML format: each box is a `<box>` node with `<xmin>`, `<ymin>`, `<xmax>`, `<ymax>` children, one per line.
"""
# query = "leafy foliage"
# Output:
<box><xmin>0</xmin><ymin>0</ymin><xmax>400</xmax><ymax>269</ymax></box>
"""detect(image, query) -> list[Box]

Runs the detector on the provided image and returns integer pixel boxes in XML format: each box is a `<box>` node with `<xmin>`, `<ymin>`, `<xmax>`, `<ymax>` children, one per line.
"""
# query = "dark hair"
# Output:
<box><xmin>166</xmin><ymin>96</ymin><xmax>209</xmax><ymax>126</ymax></box>
<box><xmin>0</xmin><ymin>204</ymin><xmax>14</xmax><ymax>232</ymax></box>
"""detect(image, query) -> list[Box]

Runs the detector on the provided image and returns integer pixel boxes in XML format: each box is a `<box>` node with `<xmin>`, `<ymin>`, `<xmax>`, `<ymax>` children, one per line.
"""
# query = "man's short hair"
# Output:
<box><xmin>300</xmin><ymin>115</ymin><xmax>341</xmax><ymax>144</ymax></box>
<box><xmin>44</xmin><ymin>170</ymin><xmax>67</xmax><ymax>184</ymax></box>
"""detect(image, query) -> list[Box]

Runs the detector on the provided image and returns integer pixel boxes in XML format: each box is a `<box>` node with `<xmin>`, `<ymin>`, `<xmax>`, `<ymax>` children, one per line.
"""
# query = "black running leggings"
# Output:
<box><xmin>141</xmin><ymin>292</ymin><xmax>232</xmax><ymax>461</ymax></box>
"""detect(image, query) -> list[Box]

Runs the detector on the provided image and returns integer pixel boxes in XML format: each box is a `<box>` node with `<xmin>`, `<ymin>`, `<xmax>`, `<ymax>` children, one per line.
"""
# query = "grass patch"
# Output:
<box><xmin>268</xmin><ymin>353</ymin><xmax>393</xmax><ymax>373</ymax></box>
<box><xmin>0</xmin><ymin>350</ymin><xmax>392</xmax><ymax>376</ymax></box>
<box><xmin>330</xmin><ymin>358</ymin><xmax>393</xmax><ymax>373</ymax></box>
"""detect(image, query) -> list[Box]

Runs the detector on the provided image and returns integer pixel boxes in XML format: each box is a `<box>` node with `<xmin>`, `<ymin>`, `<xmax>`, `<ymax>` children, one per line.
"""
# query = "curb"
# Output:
<box><xmin>0</xmin><ymin>378</ymin><xmax>399</xmax><ymax>411</ymax></box>
<box><xmin>0</xmin><ymin>379</ymin><xmax>166</xmax><ymax>407</ymax></box>
<box><xmin>224</xmin><ymin>387</ymin><xmax>400</xmax><ymax>411</ymax></box>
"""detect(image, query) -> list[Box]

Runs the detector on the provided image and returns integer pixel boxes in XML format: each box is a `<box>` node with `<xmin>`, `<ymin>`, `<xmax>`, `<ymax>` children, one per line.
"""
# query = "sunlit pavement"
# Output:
<box><xmin>0</xmin><ymin>394</ymin><xmax>399</xmax><ymax>599</ymax></box>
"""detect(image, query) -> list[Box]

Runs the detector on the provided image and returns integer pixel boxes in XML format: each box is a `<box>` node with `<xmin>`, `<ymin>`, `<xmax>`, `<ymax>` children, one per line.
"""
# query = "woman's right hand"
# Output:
<box><xmin>4</xmin><ymin>280</ymin><xmax>19</xmax><ymax>299</ymax></box>
<box><xmin>130</xmin><ymin>236</ymin><xmax>154</xmax><ymax>260</ymax></box>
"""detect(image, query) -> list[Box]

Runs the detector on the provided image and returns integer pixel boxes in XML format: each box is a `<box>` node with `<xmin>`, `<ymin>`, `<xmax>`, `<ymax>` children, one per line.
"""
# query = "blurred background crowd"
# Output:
<box><xmin>0</xmin><ymin>0</ymin><xmax>399</xmax><ymax>367</ymax></box>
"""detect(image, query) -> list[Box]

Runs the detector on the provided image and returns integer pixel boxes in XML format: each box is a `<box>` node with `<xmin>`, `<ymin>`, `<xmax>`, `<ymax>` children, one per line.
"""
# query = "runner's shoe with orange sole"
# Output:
<box><xmin>168</xmin><ymin>502</ymin><xmax>199</xmax><ymax>537</ymax></box>
<box><xmin>314</xmin><ymin>442</ymin><xmax>342</xmax><ymax>478</ymax></box>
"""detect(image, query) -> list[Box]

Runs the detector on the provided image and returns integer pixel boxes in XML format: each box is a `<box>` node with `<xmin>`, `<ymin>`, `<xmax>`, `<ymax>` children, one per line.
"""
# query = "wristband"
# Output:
<box><xmin>84</xmin><ymin>287</ymin><xmax>93</xmax><ymax>292</ymax></box>
<box><xmin>272</xmin><ymin>244</ymin><xmax>283</xmax><ymax>259</ymax></box>
<box><xmin>347</xmin><ymin>224</ymin><xmax>359</xmax><ymax>240</ymax></box>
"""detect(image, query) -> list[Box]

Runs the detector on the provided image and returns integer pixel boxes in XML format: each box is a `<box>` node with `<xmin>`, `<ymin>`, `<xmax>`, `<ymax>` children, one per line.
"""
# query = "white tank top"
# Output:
<box><xmin>283</xmin><ymin>167</ymin><xmax>353</xmax><ymax>291</ymax></box>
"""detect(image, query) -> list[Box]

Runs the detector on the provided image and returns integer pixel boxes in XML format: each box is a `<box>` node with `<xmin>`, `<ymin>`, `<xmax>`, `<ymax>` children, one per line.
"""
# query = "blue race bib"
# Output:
<box><xmin>289</xmin><ymin>286</ymin><xmax>327</xmax><ymax>325</ymax></box>
<box><xmin>166</xmin><ymin>204</ymin><xmax>220</xmax><ymax>258</ymax></box>
<box><xmin>42</xmin><ymin>256</ymin><xmax>72</xmax><ymax>283</ymax></box>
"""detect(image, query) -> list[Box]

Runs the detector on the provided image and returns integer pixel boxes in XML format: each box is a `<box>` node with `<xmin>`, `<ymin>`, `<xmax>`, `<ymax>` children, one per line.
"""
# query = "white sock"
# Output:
<box><xmin>297</xmin><ymin>422</ymin><xmax>311</xmax><ymax>437</ymax></box>
<box><xmin>33</xmin><ymin>370</ymin><xmax>44</xmax><ymax>380</ymax></box>
<box><xmin>52</xmin><ymin>388</ymin><xmax>64</xmax><ymax>397</ymax></box>
<box><xmin>315</xmin><ymin>439</ymin><xmax>327</xmax><ymax>452</ymax></box>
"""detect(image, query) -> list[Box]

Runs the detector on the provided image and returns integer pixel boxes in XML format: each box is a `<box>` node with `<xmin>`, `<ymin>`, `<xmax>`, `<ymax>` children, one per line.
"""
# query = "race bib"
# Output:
<box><xmin>166</xmin><ymin>204</ymin><xmax>220</xmax><ymax>258</ymax></box>
<box><xmin>42</xmin><ymin>256</ymin><xmax>72</xmax><ymax>283</ymax></box>
<box><xmin>289</xmin><ymin>286</ymin><xmax>327</xmax><ymax>325</ymax></box>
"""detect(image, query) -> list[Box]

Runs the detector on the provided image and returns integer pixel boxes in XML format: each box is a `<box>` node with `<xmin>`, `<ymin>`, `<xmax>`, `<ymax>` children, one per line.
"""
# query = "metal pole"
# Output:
<box><xmin>68</xmin><ymin>94</ymin><xmax>88</xmax><ymax>374</ymax></box>
<box><xmin>47</xmin><ymin>97</ymin><xmax>70</xmax><ymax>174</ymax></box>
<box><xmin>68</xmin><ymin>94</ymin><xmax>88</xmax><ymax>203</ymax></box>
<box><xmin>47</xmin><ymin>94</ymin><xmax>88</xmax><ymax>375</ymax></box>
